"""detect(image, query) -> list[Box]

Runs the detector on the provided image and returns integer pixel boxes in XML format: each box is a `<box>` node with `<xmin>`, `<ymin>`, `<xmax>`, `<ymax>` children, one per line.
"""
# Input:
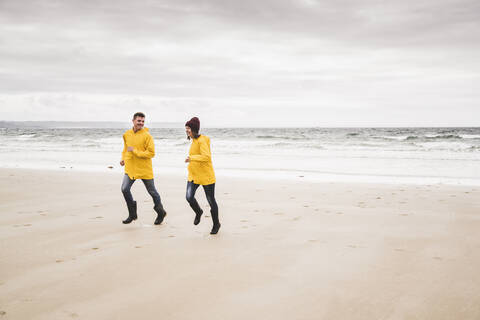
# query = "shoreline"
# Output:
<box><xmin>1</xmin><ymin>164</ymin><xmax>480</xmax><ymax>186</ymax></box>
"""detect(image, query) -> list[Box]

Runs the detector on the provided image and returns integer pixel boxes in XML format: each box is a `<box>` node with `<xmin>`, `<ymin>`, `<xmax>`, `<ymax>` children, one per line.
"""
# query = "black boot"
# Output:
<box><xmin>194</xmin><ymin>209</ymin><xmax>203</xmax><ymax>225</ymax></box>
<box><xmin>122</xmin><ymin>201</ymin><xmax>137</xmax><ymax>224</ymax></box>
<box><xmin>210</xmin><ymin>210</ymin><xmax>220</xmax><ymax>234</ymax></box>
<box><xmin>154</xmin><ymin>204</ymin><xmax>167</xmax><ymax>225</ymax></box>
<box><xmin>210</xmin><ymin>223</ymin><xmax>221</xmax><ymax>235</ymax></box>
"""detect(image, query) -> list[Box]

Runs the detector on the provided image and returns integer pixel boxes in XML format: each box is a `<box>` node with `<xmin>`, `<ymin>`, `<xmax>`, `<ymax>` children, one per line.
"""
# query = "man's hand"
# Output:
<box><xmin>185</xmin><ymin>156</ymin><xmax>190</xmax><ymax>163</ymax></box>
<box><xmin>127</xmin><ymin>146</ymin><xmax>134</xmax><ymax>152</ymax></box>
<box><xmin>120</xmin><ymin>160</ymin><xmax>125</xmax><ymax>166</ymax></box>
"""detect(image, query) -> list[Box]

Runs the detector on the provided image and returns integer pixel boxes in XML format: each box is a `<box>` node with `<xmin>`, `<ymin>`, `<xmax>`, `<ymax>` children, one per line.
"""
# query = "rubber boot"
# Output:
<box><xmin>194</xmin><ymin>208</ymin><xmax>203</xmax><ymax>225</ymax></box>
<box><xmin>154</xmin><ymin>203</ymin><xmax>167</xmax><ymax>225</ymax></box>
<box><xmin>210</xmin><ymin>210</ymin><xmax>221</xmax><ymax>234</ymax></box>
<box><xmin>122</xmin><ymin>201</ymin><xmax>137</xmax><ymax>224</ymax></box>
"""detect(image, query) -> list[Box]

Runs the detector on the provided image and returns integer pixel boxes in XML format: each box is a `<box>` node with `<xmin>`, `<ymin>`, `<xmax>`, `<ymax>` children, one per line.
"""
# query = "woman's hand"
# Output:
<box><xmin>185</xmin><ymin>156</ymin><xmax>190</xmax><ymax>163</ymax></box>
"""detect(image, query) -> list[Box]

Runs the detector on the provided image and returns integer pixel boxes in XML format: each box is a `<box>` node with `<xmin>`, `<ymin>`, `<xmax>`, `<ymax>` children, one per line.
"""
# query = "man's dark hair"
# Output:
<box><xmin>133</xmin><ymin>112</ymin><xmax>145</xmax><ymax>120</ymax></box>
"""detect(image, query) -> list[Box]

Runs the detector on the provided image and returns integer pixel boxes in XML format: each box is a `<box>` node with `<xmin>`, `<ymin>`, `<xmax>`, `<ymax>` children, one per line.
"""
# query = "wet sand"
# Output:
<box><xmin>1</xmin><ymin>168</ymin><xmax>480</xmax><ymax>319</ymax></box>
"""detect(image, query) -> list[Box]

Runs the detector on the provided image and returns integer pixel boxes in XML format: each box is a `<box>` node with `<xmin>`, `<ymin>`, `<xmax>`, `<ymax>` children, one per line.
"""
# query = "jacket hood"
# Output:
<box><xmin>130</xmin><ymin>127</ymin><xmax>149</xmax><ymax>133</ymax></box>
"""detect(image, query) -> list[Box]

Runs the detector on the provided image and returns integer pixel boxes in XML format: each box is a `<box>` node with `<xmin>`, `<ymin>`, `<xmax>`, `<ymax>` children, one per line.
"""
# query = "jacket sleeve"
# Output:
<box><xmin>190</xmin><ymin>139</ymin><xmax>211</xmax><ymax>162</ymax></box>
<box><xmin>133</xmin><ymin>135</ymin><xmax>155</xmax><ymax>159</ymax></box>
<box><xmin>121</xmin><ymin>135</ymin><xmax>127</xmax><ymax>160</ymax></box>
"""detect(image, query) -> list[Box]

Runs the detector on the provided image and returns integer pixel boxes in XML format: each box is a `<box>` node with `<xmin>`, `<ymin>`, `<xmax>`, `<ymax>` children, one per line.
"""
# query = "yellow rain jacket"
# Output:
<box><xmin>122</xmin><ymin>127</ymin><xmax>155</xmax><ymax>180</ymax></box>
<box><xmin>188</xmin><ymin>135</ymin><xmax>216</xmax><ymax>185</ymax></box>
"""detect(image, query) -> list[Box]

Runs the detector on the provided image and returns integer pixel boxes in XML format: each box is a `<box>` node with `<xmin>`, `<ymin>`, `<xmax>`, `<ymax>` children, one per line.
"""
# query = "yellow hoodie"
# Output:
<box><xmin>188</xmin><ymin>135</ymin><xmax>216</xmax><ymax>185</ymax></box>
<box><xmin>122</xmin><ymin>127</ymin><xmax>155</xmax><ymax>180</ymax></box>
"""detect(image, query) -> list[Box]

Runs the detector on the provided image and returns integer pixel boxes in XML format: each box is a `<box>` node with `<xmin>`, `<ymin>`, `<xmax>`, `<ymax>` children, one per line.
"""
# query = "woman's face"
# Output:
<box><xmin>185</xmin><ymin>126</ymin><xmax>193</xmax><ymax>138</ymax></box>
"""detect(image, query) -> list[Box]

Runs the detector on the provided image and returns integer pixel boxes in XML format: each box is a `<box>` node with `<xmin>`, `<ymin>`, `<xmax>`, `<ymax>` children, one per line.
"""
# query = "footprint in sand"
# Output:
<box><xmin>168</xmin><ymin>235</ymin><xmax>175</xmax><ymax>238</ymax></box>
<box><xmin>254</xmin><ymin>210</ymin><xmax>259</xmax><ymax>212</ymax></box>
<box><xmin>91</xmin><ymin>247</ymin><xmax>99</xmax><ymax>250</ymax></box>
<box><xmin>240</xmin><ymin>220</ymin><xmax>248</xmax><ymax>222</ymax></box>
<box><xmin>13</xmin><ymin>225</ymin><xmax>21</xmax><ymax>228</ymax></box>
<box><xmin>292</xmin><ymin>217</ymin><xmax>301</xmax><ymax>221</ymax></box>
<box><xmin>56</xmin><ymin>259</ymin><xmax>63</xmax><ymax>263</ymax></box>
<box><xmin>303</xmin><ymin>205</ymin><xmax>309</xmax><ymax>208</ymax></box>
<box><xmin>376</xmin><ymin>197</ymin><xmax>381</xmax><ymax>199</ymax></box>
<box><xmin>224</xmin><ymin>192</ymin><xmax>229</xmax><ymax>195</ymax></box>
<box><xmin>433</xmin><ymin>256</ymin><xmax>443</xmax><ymax>260</ymax></box>
<box><xmin>135</xmin><ymin>246</ymin><xmax>142</xmax><ymax>248</ymax></box>
<box><xmin>23</xmin><ymin>224</ymin><xmax>32</xmax><ymax>227</ymax></box>
<box><xmin>336</xmin><ymin>212</ymin><xmax>344</xmax><ymax>215</ymax></box>
<box><xmin>0</xmin><ymin>311</ymin><xmax>6</xmax><ymax>316</ymax></box>
<box><xmin>314</xmin><ymin>209</ymin><xmax>319</xmax><ymax>211</ymax></box>
<box><xmin>93</xmin><ymin>205</ymin><xmax>101</xmax><ymax>208</ymax></box>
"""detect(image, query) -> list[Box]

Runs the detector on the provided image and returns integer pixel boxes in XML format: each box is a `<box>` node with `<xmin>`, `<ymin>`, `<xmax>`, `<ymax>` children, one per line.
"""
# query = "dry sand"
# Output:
<box><xmin>1</xmin><ymin>168</ymin><xmax>480</xmax><ymax>319</ymax></box>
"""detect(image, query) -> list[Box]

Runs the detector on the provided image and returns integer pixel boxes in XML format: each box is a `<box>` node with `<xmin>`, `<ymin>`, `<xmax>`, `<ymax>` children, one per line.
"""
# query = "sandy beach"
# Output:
<box><xmin>1</xmin><ymin>168</ymin><xmax>479</xmax><ymax>319</ymax></box>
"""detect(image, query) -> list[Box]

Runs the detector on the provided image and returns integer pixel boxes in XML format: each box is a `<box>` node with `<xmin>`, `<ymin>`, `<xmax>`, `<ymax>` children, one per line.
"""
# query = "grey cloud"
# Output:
<box><xmin>0</xmin><ymin>0</ymin><xmax>479</xmax><ymax>125</ymax></box>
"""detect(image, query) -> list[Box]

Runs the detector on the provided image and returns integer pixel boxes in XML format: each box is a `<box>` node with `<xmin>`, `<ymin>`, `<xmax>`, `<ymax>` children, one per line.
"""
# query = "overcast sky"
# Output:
<box><xmin>1</xmin><ymin>0</ymin><xmax>479</xmax><ymax>127</ymax></box>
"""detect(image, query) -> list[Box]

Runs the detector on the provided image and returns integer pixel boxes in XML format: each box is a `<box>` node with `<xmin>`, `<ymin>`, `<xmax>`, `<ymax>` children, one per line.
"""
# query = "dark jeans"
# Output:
<box><xmin>186</xmin><ymin>181</ymin><xmax>219</xmax><ymax>224</ymax></box>
<box><xmin>121</xmin><ymin>174</ymin><xmax>163</xmax><ymax>208</ymax></box>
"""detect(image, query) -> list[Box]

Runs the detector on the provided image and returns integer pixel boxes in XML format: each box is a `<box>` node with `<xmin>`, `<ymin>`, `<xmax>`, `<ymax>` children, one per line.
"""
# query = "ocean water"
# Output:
<box><xmin>1</xmin><ymin>126</ymin><xmax>479</xmax><ymax>185</ymax></box>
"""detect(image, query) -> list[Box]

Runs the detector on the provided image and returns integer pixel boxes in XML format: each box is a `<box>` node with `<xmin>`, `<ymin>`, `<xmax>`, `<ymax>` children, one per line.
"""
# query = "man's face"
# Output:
<box><xmin>133</xmin><ymin>117</ymin><xmax>145</xmax><ymax>131</ymax></box>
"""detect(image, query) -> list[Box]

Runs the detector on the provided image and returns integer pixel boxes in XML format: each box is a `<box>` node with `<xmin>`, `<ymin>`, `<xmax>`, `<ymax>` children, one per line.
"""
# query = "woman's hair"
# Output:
<box><xmin>187</xmin><ymin>129</ymin><xmax>200</xmax><ymax>140</ymax></box>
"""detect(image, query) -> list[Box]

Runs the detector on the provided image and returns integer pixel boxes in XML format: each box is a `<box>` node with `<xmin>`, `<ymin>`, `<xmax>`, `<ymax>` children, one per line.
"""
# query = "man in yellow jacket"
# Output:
<box><xmin>120</xmin><ymin>112</ymin><xmax>167</xmax><ymax>225</ymax></box>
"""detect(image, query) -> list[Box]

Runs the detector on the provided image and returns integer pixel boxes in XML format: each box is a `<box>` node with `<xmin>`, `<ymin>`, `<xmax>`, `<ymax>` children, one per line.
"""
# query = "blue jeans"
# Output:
<box><xmin>186</xmin><ymin>181</ymin><xmax>219</xmax><ymax>224</ymax></box>
<box><xmin>121</xmin><ymin>174</ymin><xmax>162</xmax><ymax>208</ymax></box>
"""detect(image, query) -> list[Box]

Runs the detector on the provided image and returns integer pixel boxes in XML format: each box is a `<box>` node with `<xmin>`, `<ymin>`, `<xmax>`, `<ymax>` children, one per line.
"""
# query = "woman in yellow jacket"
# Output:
<box><xmin>184</xmin><ymin>117</ymin><xmax>220</xmax><ymax>234</ymax></box>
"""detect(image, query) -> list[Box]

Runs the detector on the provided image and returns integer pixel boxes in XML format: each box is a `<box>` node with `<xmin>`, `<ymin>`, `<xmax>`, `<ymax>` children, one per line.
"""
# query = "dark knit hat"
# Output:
<box><xmin>185</xmin><ymin>117</ymin><xmax>200</xmax><ymax>133</ymax></box>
